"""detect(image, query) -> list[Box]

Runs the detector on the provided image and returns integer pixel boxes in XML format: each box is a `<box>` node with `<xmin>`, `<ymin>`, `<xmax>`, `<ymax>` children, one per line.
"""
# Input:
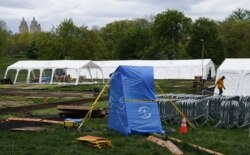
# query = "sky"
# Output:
<box><xmin>0</xmin><ymin>0</ymin><xmax>250</xmax><ymax>33</ymax></box>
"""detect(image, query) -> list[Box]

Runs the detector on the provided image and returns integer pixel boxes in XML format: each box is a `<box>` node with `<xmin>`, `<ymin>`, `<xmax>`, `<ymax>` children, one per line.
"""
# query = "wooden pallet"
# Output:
<box><xmin>77</xmin><ymin>135</ymin><xmax>112</xmax><ymax>149</ymax></box>
<box><xmin>57</xmin><ymin>105</ymin><xmax>107</xmax><ymax>117</ymax></box>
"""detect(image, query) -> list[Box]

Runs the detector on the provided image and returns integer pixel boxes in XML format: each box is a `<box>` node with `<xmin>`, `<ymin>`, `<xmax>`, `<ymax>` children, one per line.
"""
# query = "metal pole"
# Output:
<box><xmin>201</xmin><ymin>39</ymin><xmax>205</xmax><ymax>92</ymax></box>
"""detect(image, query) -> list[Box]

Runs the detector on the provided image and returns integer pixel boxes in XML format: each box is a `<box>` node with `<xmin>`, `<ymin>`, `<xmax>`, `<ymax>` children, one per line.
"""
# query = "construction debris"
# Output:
<box><xmin>11</xmin><ymin>127</ymin><xmax>45</xmax><ymax>132</ymax></box>
<box><xmin>77</xmin><ymin>135</ymin><xmax>112</xmax><ymax>149</ymax></box>
<box><xmin>57</xmin><ymin>105</ymin><xmax>107</xmax><ymax>118</ymax></box>
<box><xmin>147</xmin><ymin>136</ymin><xmax>183</xmax><ymax>155</ymax></box>
<box><xmin>7</xmin><ymin>117</ymin><xmax>63</xmax><ymax>125</ymax></box>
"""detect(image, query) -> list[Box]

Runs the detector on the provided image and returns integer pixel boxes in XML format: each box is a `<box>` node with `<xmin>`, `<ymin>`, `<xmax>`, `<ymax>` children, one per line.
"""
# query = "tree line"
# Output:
<box><xmin>0</xmin><ymin>8</ymin><xmax>250</xmax><ymax>65</ymax></box>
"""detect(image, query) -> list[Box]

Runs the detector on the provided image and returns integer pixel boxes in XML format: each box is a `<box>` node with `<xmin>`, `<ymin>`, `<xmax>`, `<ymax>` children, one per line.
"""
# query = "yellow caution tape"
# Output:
<box><xmin>78</xmin><ymin>79</ymin><xmax>110</xmax><ymax>130</ymax></box>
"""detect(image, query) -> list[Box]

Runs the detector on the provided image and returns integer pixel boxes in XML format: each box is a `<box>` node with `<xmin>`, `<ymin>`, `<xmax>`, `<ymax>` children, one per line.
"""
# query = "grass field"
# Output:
<box><xmin>0</xmin><ymin>56</ymin><xmax>249</xmax><ymax>155</ymax></box>
<box><xmin>0</xmin><ymin>116</ymin><xmax>249</xmax><ymax>155</ymax></box>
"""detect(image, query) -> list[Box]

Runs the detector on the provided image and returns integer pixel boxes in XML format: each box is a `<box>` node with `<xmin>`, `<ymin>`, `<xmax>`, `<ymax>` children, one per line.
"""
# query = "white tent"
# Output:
<box><xmin>4</xmin><ymin>60</ymin><xmax>104</xmax><ymax>85</ymax></box>
<box><xmin>84</xmin><ymin>59</ymin><xmax>215</xmax><ymax>80</ymax></box>
<box><xmin>215</xmin><ymin>59</ymin><xmax>250</xmax><ymax>96</ymax></box>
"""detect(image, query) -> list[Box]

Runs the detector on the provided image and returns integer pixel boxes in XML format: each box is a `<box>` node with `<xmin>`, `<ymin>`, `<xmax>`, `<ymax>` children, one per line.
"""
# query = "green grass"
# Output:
<box><xmin>0</xmin><ymin>118</ymin><xmax>249</xmax><ymax>155</ymax></box>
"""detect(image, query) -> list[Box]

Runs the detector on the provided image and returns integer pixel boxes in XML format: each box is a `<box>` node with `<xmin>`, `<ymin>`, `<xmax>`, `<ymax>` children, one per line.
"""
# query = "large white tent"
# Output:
<box><xmin>4</xmin><ymin>60</ymin><xmax>104</xmax><ymax>85</ymax></box>
<box><xmin>215</xmin><ymin>59</ymin><xmax>250</xmax><ymax>96</ymax></box>
<box><xmin>84</xmin><ymin>59</ymin><xmax>215</xmax><ymax>80</ymax></box>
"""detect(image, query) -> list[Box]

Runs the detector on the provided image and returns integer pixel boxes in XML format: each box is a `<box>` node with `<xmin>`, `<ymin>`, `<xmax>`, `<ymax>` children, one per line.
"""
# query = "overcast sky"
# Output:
<box><xmin>1</xmin><ymin>0</ymin><xmax>250</xmax><ymax>33</ymax></box>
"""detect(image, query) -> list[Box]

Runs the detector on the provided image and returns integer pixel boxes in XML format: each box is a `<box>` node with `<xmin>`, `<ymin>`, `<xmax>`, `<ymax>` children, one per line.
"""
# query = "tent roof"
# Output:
<box><xmin>218</xmin><ymin>59</ymin><xmax>250</xmax><ymax>71</ymax></box>
<box><xmin>96</xmin><ymin>59</ymin><xmax>213</xmax><ymax>67</ymax></box>
<box><xmin>7</xmin><ymin>60</ymin><xmax>101</xmax><ymax>70</ymax></box>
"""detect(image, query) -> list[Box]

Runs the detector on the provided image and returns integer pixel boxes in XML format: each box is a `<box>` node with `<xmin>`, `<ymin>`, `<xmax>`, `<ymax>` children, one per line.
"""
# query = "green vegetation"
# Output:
<box><xmin>1</xmin><ymin>8</ymin><xmax>250</xmax><ymax>66</ymax></box>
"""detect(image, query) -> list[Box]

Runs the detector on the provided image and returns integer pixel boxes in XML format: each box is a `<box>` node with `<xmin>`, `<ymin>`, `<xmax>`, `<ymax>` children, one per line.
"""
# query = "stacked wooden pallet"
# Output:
<box><xmin>57</xmin><ymin>105</ymin><xmax>107</xmax><ymax>117</ymax></box>
<box><xmin>77</xmin><ymin>135</ymin><xmax>112</xmax><ymax>149</ymax></box>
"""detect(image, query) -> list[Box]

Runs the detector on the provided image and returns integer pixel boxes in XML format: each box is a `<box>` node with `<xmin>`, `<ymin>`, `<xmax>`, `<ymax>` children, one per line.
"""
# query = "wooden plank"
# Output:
<box><xmin>11</xmin><ymin>127</ymin><xmax>45</xmax><ymax>132</ymax></box>
<box><xmin>7</xmin><ymin>117</ymin><xmax>63</xmax><ymax>125</ymax></box>
<box><xmin>57</xmin><ymin>105</ymin><xmax>98</xmax><ymax>110</ymax></box>
<box><xmin>168</xmin><ymin>136</ymin><xmax>225</xmax><ymax>155</ymax></box>
<box><xmin>41</xmin><ymin>120</ymin><xmax>63</xmax><ymax>125</ymax></box>
<box><xmin>7</xmin><ymin>117</ymin><xmax>42</xmax><ymax>122</ymax></box>
<box><xmin>147</xmin><ymin>136</ymin><xmax>184</xmax><ymax>155</ymax></box>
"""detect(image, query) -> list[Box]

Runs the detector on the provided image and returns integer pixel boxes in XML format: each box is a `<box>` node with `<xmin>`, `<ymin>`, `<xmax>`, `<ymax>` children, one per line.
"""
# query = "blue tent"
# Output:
<box><xmin>108</xmin><ymin>65</ymin><xmax>164</xmax><ymax>135</ymax></box>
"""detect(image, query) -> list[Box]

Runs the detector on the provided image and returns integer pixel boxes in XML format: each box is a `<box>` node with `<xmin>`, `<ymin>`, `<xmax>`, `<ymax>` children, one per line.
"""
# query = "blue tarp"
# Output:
<box><xmin>108</xmin><ymin>65</ymin><xmax>164</xmax><ymax>135</ymax></box>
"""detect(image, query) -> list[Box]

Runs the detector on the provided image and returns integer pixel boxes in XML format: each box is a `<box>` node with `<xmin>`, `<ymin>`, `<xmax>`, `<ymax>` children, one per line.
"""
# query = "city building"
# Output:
<box><xmin>19</xmin><ymin>17</ymin><xmax>41</xmax><ymax>33</ymax></box>
<box><xmin>19</xmin><ymin>17</ymin><xmax>28</xmax><ymax>33</ymax></box>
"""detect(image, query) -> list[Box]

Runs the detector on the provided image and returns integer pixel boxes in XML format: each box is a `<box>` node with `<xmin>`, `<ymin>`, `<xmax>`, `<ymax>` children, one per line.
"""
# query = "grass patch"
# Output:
<box><xmin>1</xmin><ymin>118</ymin><xmax>249</xmax><ymax>155</ymax></box>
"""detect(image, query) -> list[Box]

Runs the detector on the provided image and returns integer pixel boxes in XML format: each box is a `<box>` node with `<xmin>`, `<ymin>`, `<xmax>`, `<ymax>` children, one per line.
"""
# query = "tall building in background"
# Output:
<box><xmin>30</xmin><ymin>17</ymin><xmax>41</xmax><ymax>33</ymax></box>
<box><xmin>19</xmin><ymin>17</ymin><xmax>28</xmax><ymax>33</ymax></box>
<box><xmin>19</xmin><ymin>17</ymin><xmax>41</xmax><ymax>33</ymax></box>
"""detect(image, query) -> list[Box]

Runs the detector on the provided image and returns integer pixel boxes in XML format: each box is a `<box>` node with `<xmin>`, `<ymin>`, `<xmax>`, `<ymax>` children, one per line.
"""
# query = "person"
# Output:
<box><xmin>215</xmin><ymin>76</ymin><xmax>226</xmax><ymax>95</ymax></box>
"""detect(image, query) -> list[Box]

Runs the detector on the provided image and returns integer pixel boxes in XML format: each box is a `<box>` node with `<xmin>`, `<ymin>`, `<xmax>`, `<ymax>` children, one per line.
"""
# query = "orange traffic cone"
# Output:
<box><xmin>180</xmin><ymin>116</ymin><xmax>188</xmax><ymax>134</ymax></box>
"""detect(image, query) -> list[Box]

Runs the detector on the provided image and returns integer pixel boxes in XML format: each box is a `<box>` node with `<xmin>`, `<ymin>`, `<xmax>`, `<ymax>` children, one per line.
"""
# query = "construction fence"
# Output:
<box><xmin>157</xmin><ymin>94</ymin><xmax>250</xmax><ymax>129</ymax></box>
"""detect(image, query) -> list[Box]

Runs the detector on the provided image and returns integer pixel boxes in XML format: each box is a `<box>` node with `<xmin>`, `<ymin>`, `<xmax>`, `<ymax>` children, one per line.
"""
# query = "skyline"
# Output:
<box><xmin>0</xmin><ymin>0</ymin><xmax>250</xmax><ymax>33</ymax></box>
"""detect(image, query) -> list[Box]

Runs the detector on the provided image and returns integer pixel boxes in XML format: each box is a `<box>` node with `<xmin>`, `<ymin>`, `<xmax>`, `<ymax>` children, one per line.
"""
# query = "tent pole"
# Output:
<box><xmin>39</xmin><ymin>69</ymin><xmax>43</xmax><ymax>84</ymax></box>
<box><xmin>26</xmin><ymin>69</ymin><xmax>31</xmax><ymax>84</ymax></box>
<box><xmin>87</xmin><ymin>67</ymin><xmax>93</xmax><ymax>82</ymax></box>
<box><xmin>4</xmin><ymin>69</ymin><xmax>9</xmax><ymax>79</ymax></box>
<box><xmin>14</xmin><ymin>69</ymin><xmax>20</xmax><ymax>84</ymax></box>
<box><xmin>76</xmin><ymin>69</ymin><xmax>80</xmax><ymax>85</ymax></box>
<box><xmin>50</xmin><ymin>69</ymin><xmax>55</xmax><ymax>84</ymax></box>
<box><xmin>100</xmin><ymin>69</ymin><xmax>104</xmax><ymax>84</ymax></box>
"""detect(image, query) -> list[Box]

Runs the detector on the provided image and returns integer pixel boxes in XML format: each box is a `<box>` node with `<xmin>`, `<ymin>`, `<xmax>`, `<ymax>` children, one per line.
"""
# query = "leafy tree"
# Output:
<box><xmin>35</xmin><ymin>32</ymin><xmax>57</xmax><ymax>59</ymax></box>
<box><xmin>72</xmin><ymin>27</ymin><xmax>108</xmax><ymax>60</ymax></box>
<box><xmin>187</xmin><ymin>18</ymin><xmax>225</xmax><ymax>64</ymax></box>
<box><xmin>53</xmin><ymin>19</ymin><xmax>80</xmax><ymax>59</ymax></box>
<box><xmin>101</xmin><ymin>20</ymin><xmax>132</xmax><ymax>59</ymax></box>
<box><xmin>226</xmin><ymin>8</ymin><xmax>250</xmax><ymax>21</ymax></box>
<box><xmin>16</xmin><ymin>32</ymin><xmax>32</xmax><ymax>55</ymax></box>
<box><xmin>152</xmin><ymin>10</ymin><xmax>192</xmax><ymax>59</ymax></box>
<box><xmin>219</xmin><ymin>20</ymin><xmax>250</xmax><ymax>58</ymax></box>
<box><xmin>0</xmin><ymin>20</ymin><xmax>10</xmax><ymax>56</ymax></box>
<box><xmin>26</xmin><ymin>39</ymin><xmax>38</xmax><ymax>59</ymax></box>
<box><xmin>116</xmin><ymin>19</ymin><xmax>151</xmax><ymax>59</ymax></box>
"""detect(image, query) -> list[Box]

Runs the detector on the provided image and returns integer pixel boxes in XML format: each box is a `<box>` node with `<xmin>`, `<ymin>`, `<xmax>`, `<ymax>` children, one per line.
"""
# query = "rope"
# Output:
<box><xmin>155</xmin><ymin>82</ymin><xmax>196</xmax><ymax>129</ymax></box>
<box><xmin>78</xmin><ymin>79</ymin><xmax>110</xmax><ymax>130</ymax></box>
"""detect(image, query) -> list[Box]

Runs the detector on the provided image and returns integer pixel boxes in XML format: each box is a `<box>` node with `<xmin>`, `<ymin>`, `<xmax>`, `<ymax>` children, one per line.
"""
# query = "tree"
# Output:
<box><xmin>26</xmin><ymin>39</ymin><xmax>38</xmax><ymax>59</ymax></box>
<box><xmin>226</xmin><ymin>8</ymin><xmax>250</xmax><ymax>21</ymax></box>
<box><xmin>34</xmin><ymin>31</ymin><xmax>58</xmax><ymax>59</ymax></box>
<box><xmin>187</xmin><ymin>18</ymin><xmax>225</xmax><ymax>64</ymax></box>
<box><xmin>53</xmin><ymin>19</ymin><xmax>80</xmax><ymax>59</ymax></box>
<box><xmin>219</xmin><ymin>20</ymin><xmax>250</xmax><ymax>58</ymax></box>
<box><xmin>0</xmin><ymin>20</ymin><xmax>10</xmax><ymax>56</ymax></box>
<box><xmin>100</xmin><ymin>20</ymin><xmax>132</xmax><ymax>59</ymax></box>
<box><xmin>115</xmin><ymin>19</ymin><xmax>151</xmax><ymax>59</ymax></box>
<box><xmin>152</xmin><ymin>10</ymin><xmax>192</xmax><ymax>59</ymax></box>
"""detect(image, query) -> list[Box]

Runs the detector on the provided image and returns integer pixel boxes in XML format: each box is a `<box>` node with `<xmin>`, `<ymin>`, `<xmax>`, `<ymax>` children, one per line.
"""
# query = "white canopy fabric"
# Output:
<box><xmin>4</xmin><ymin>60</ymin><xmax>104</xmax><ymax>85</ymax></box>
<box><xmin>83</xmin><ymin>59</ymin><xmax>215</xmax><ymax>80</ymax></box>
<box><xmin>215</xmin><ymin>59</ymin><xmax>250</xmax><ymax>96</ymax></box>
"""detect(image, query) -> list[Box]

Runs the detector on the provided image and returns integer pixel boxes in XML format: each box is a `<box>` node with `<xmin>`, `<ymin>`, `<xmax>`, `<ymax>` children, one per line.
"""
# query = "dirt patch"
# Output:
<box><xmin>0</xmin><ymin>101</ymin><xmax>30</xmax><ymax>109</ymax></box>
<box><xmin>0</xmin><ymin>120</ymin><xmax>46</xmax><ymax>131</ymax></box>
